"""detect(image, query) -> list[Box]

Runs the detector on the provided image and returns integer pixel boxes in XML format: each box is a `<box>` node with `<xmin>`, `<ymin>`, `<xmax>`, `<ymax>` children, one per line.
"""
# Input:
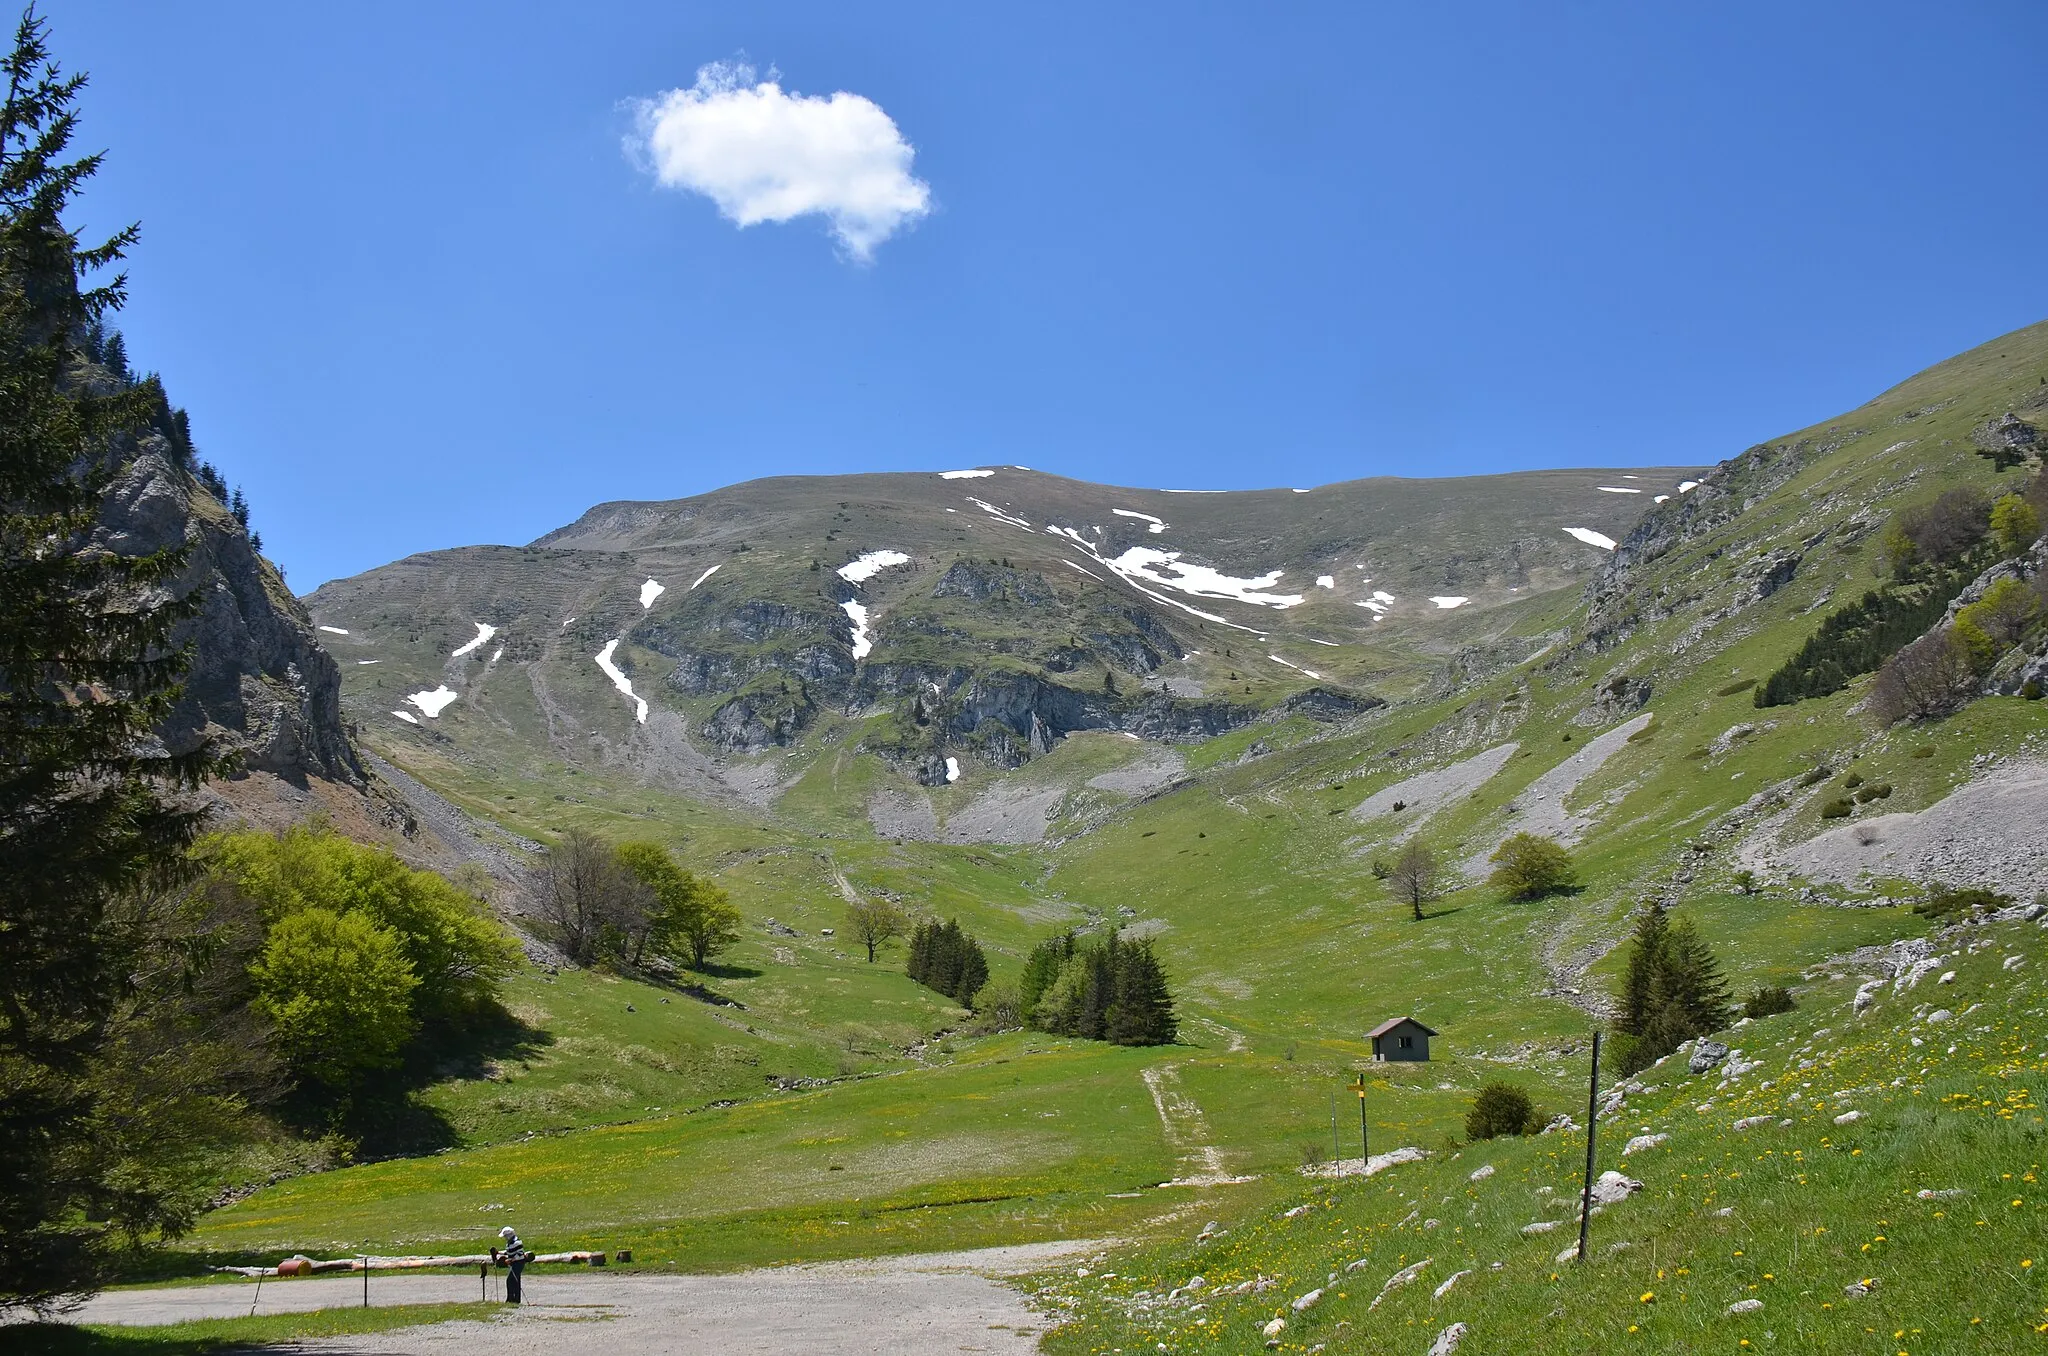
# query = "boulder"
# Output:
<box><xmin>1727</xmin><ymin>1298</ymin><xmax>1764</xmax><ymax>1315</ymax></box>
<box><xmin>1427</xmin><ymin>1322</ymin><xmax>1470</xmax><ymax>1356</ymax></box>
<box><xmin>1589</xmin><ymin>1171</ymin><xmax>1644</xmax><ymax>1205</ymax></box>
<box><xmin>1622</xmin><ymin>1133</ymin><xmax>1668</xmax><ymax>1155</ymax></box>
<box><xmin>1688</xmin><ymin>1040</ymin><xmax>1731</xmax><ymax>1075</ymax></box>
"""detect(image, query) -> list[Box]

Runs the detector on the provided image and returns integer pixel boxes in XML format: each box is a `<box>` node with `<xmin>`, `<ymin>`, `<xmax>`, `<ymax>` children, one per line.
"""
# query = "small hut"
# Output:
<box><xmin>1366</xmin><ymin>1016</ymin><xmax>1437</xmax><ymax>1062</ymax></box>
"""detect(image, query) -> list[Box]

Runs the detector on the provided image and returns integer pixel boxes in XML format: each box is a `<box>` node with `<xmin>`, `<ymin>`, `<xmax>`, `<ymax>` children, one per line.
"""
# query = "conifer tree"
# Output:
<box><xmin>1</xmin><ymin>8</ymin><xmax>225</xmax><ymax>1308</ymax></box>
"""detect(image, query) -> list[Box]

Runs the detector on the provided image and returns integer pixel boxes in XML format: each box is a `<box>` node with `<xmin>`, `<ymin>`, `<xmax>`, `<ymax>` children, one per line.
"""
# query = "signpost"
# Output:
<box><xmin>1348</xmin><ymin>1075</ymin><xmax>1369</xmax><ymax>1167</ymax></box>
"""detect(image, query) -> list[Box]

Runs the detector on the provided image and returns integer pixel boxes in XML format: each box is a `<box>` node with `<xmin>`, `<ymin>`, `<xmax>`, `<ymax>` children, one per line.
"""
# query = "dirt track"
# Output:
<box><xmin>67</xmin><ymin>1243</ymin><xmax>1094</xmax><ymax>1354</ymax></box>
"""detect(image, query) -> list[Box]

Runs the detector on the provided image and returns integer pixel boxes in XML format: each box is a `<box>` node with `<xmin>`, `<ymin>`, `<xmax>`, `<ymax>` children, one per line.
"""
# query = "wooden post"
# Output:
<box><xmin>1348</xmin><ymin>1075</ymin><xmax>1370</xmax><ymax>1167</ymax></box>
<box><xmin>1330</xmin><ymin>1086</ymin><xmax>1339</xmax><ymax>1162</ymax></box>
<box><xmin>1576</xmin><ymin>1030</ymin><xmax>1602</xmax><ymax>1262</ymax></box>
<box><xmin>361</xmin><ymin>1254</ymin><xmax>369</xmax><ymax>1308</ymax></box>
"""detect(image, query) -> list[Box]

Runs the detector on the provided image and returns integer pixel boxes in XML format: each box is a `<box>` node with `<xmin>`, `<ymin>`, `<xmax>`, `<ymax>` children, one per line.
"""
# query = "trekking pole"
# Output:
<box><xmin>249</xmin><ymin>1270</ymin><xmax>262</xmax><ymax>1318</ymax></box>
<box><xmin>1576</xmin><ymin>1030</ymin><xmax>1602</xmax><ymax>1262</ymax></box>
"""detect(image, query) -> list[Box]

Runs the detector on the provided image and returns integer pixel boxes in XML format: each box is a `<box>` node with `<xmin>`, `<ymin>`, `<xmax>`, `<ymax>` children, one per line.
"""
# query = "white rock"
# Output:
<box><xmin>1262</xmin><ymin>1316</ymin><xmax>1286</xmax><ymax>1338</ymax></box>
<box><xmin>1927</xmin><ymin>1008</ymin><xmax>1954</xmax><ymax>1024</ymax></box>
<box><xmin>1521</xmin><ymin>1220</ymin><xmax>1559</xmax><ymax>1235</ymax></box>
<box><xmin>1427</xmin><ymin>1322</ymin><xmax>1470</xmax><ymax>1356</ymax></box>
<box><xmin>1727</xmin><ymin>1298</ymin><xmax>1764</xmax><ymax>1315</ymax></box>
<box><xmin>1715</xmin><ymin>1206</ymin><xmax>1736</xmax><ymax>1217</ymax></box>
<box><xmin>1291</xmin><ymin>1288</ymin><xmax>1323</xmax><ymax>1312</ymax></box>
<box><xmin>1369</xmin><ymin>1258</ymin><xmax>1431</xmax><ymax>1309</ymax></box>
<box><xmin>1590</xmin><ymin>1171</ymin><xmax>1643</xmax><ymax>1205</ymax></box>
<box><xmin>1433</xmin><ymin>1269</ymin><xmax>1471</xmax><ymax>1300</ymax></box>
<box><xmin>2005</xmin><ymin>955</ymin><xmax>2025</xmax><ymax>971</ymax></box>
<box><xmin>1622</xmin><ymin>1133</ymin><xmax>1668</xmax><ymax>1155</ymax></box>
<box><xmin>1555</xmin><ymin>1245</ymin><xmax>1581</xmax><ymax>1264</ymax></box>
<box><xmin>1936</xmin><ymin>971</ymin><xmax>1956</xmax><ymax>985</ymax></box>
<box><xmin>1469</xmin><ymin>1164</ymin><xmax>1495</xmax><ymax>1182</ymax></box>
<box><xmin>1185</xmin><ymin>1275</ymin><xmax>1205</xmax><ymax>1292</ymax></box>
<box><xmin>1732</xmin><ymin>1115</ymin><xmax>1772</xmax><ymax>1131</ymax></box>
<box><xmin>1833</xmin><ymin>1110</ymin><xmax>1862</xmax><ymax>1125</ymax></box>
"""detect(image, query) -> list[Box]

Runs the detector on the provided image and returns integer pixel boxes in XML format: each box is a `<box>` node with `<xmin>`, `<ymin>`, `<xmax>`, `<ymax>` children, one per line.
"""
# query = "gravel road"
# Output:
<box><xmin>68</xmin><ymin>1242</ymin><xmax>1094</xmax><ymax>1354</ymax></box>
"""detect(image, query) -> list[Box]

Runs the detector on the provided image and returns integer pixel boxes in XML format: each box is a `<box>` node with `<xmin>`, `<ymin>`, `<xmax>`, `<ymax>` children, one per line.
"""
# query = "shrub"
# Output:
<box><xmin>1819</xmin><ymin>798</ymin><xmax>1853</xmax><ymax>819</ymax></box>
<box><xmin>1743</xmin><ymin>985</ymin><xmax>1797</xmax><ymax>1019</ymax></box>
<box><xmin>1853</xmin><ymin>782</ymin><xmax>1892</xmax><ymax>804</ymax></box>
<box><xmin>1796</xmin><ymin>766</ymin><xmax>1831</xmax><ymax>787</ymax></box>
<box><xmin>1912</xmin><ymin>886</ymin><xmax>2012</xmax><ymax>919</ymax></box>
<box><xmin>1488</xmin><ymin>833</ymin><xmax>1575</xmax><ymax>900</ymax></box>
<box><xmin>1466</xmin><ymin>1082</ymin><xmax>1541</xmax><ymax>1140</ymax></box>
<box><xmin>1911</xmin><ymin>745</ymin><xmax>1936</xmax><ymax>758</ymax></box>
<box><xmin>1842</xmin><ymin>772</ymin><xmax>1864</xmax><ymax>790</ymax></box>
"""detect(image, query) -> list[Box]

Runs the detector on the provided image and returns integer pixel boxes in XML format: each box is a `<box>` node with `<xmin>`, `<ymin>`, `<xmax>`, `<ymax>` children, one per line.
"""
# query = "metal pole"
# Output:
<box><xmin>1359</xmin><ymin>1084</ymin><xmax>1369</xmax><ymax>1167</ymax></box>
<box><xmin>1576</xmin><ymin>1030</ymin><xmax>1602</xmax><ymax>1262</ymax></box>
<box><xmin>362</xmin><ymin>1254</ymin><xmax>370</xmax><ymax>1308</ymax></box>
<box><xmin>1330</xmin><ymin>1086</ymin><xmax>1339</xmax><ymax>1162</ymax></box>
<box><xmin>249</xmin><ymin>1272</ymin><xmax>262</xmax><ymax>1319</ymax></box>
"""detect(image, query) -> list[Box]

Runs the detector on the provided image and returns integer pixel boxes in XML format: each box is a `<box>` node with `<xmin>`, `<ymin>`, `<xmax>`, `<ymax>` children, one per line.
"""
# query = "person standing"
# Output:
<box><xmin>490</xmin><ymin>1226</ymin><xmax>532</xmax><ymax>1304</ymax></box>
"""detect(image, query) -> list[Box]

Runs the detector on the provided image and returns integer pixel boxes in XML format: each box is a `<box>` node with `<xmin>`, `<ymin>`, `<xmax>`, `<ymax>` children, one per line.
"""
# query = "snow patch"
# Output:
<box><xmin>1597</xmin><ymin>486</ymin><xmax>1641</xmax><ymax>494</ymax></box>
<box><xmin>405</xmin><ymin>686</ymin><xmax>459</xmax><ymax>718</ymax></box>
<box><xmin>450</xmin><ymin>623</ymin><xmax>496</xmax><ymax>658</ymax></box>
<box><xmin>1307</xmin><ymin>637</ymin><xmax>1340</xmax><ymax>646</ymax></box>
<box><xmin>489</xmin><ymin>647</ymin><xmax>503</xmax><ymax>662</ymax></box>
<box><xmin>841</xmin><ymin>600</ymin><xmax>874</xmax><ymax>659</ymax></box>
<box><xmin>1429</xmin><ymin>596</ymin><xmax>1469</xmax><ymax>609</ymax></box>
<box><xmin>1100</xmin><ymin>546</ymin><xmax>1303</xmax><ymax>609</ymax></box>
<box><xmin>1653</xmin><ymin>494</ymin><xmax>1670</xmax><ymax>503</ymax></box>
<box><xmin>939</xmin><ymin>468</ymin><xmax>995</xmax><ymax>479</ymax></box>
<box><xmin>944</xmin><ymin>756</ymin><xmax>961</xmax><ymax>783</ymax></box>
<box><xmin>1678</xmin><ymin>480</ymin><xmax>1700</xmax><ymax>493</ymax></box>
<box><xmin>1112</xmin><ymin>508</ymin><xmax>1168</xmax><ymax>533</ymax></box>
<box><xmin>393</xmin><ymin>710</ymin><xmax>419</xmax><ymax>725</ymax></box>
<box><xmin>639</xmin><ymin>578</ymin><xmax>666</xmax><ymax>608</ymax></box>
<box><xmin>1315</xmin><ymin>575</ymin><xmax>1335</xmax><ymax>589</ymax></box>
<box><xmin>689</xmin><ymin>564</ymin><xmax>721</xmax><ymax>590</ymax></box>
<box><xmin>1160</xmin><ymin>488</ymin><xmax>1226</xmax><ymax>494</ymax></box>
<box><xmin>837</xmin><ymin>550</ymin><xmax>911</xmax><ymax>583</ymax></box>
<box><xmin>1060</xmin><ymin>560</ymin><xmax>1102</xmax><ymax>580</ymax></box>
<box><xmin>1291</xmin><ymin>488</ymin><xmax>1311</xmax><ymax>493</ymax></box>
<box><xmin>1269</xmin><ymin>654</ymin><xmax>1321</xmax><ymax>680</ymax></box>
<box><xmin>317</xmin><ymin>625</ymin><xmax>348</xmax><ymax>635</ymax></box>
<box><xmin>1564</xmin><ymin>527</ymin><xmax>1617</xmax><ymax>550</ymax></box>
<box><xmin>357</xmin><ymin>659</ymin><xmax>381</xmax><ymax>665</ymax></box>
<box><xmin>594</xmin><ymin>640</ymin><xmax>648</xmax><ymax>723</ymax></box>
<box><xmin>966</xmin><ymin>497</ymin><xmax>1032</xmax><ymax>529</ymax></box>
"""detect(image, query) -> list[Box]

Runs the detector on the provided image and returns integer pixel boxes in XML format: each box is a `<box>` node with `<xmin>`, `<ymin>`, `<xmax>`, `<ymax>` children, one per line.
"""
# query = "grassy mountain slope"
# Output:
<box><xmin>171</xmin><ymin>324</ymin><xmax>2048</xmax><ymax>1347</ymax></box>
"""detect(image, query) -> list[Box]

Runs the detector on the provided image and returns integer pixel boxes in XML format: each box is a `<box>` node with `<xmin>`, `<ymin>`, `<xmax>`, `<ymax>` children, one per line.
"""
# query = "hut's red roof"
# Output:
<box><xmin>1365</xmin><ymin>1016</ymin><xmax>1439</xmax><ymax>1039</ymax></box>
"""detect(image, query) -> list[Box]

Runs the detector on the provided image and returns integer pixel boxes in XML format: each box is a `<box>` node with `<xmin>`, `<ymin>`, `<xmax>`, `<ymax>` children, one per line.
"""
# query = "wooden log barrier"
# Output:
<box><xmin>213</xmin><ymin>1250</ymin><xmax>608</xmax><ymax>1278</ymax></box>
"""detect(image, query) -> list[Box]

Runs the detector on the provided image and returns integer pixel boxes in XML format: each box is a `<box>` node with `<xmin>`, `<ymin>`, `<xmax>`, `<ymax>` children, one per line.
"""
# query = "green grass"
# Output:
<box><xmin>1037</xmin><ymin>923</ymin><xmax>2048</xmax><ymax>1354</ymax></box>
<box><xmin>8</xmin><ymin>1304</ymin><xmax>492</xmax><ymax>1353</ymax></box>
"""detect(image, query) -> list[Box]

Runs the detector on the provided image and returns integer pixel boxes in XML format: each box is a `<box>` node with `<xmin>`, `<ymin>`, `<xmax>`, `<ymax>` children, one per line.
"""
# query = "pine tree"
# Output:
<box><xmin>1615</xmin><ymin>903</ymin><xmax>1670</xmax><ymax>1038</ymax></box>
<box><xmin>1105</xmin><ymin>940</ymin><xmax>1177</xmax><ymax>1046</ymax></box>
<box><xmin>1</xmin><ymin>9</ymin><xmax>227</xmax><ymax>1309</ymax></box>
<box><xmin>1654</xmin><ymin>914</ymin><xmax>1733</xmax><ymax>1037</ymax></box>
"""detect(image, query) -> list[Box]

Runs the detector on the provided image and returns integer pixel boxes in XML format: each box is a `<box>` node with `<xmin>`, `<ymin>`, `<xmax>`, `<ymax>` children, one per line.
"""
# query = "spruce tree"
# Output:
<box><xmin>1654</xmin><ymin>914</ymin><xmax>1733</xmax><ymax>1037</ymax></box>
<box><xmin>1105</xmin><ymin>940</ymin><xmax>1177</xmax><ymax>1046</ymax></box>
<box><xmin>1615</xmin><ymin>903</ymin><xmax>1670</xmax><ymax>1038</ymax></box>
<box><xmin>1</xmin><ymin>9</ymin><xmax>225</xmax><ymax>1309</ymax></box>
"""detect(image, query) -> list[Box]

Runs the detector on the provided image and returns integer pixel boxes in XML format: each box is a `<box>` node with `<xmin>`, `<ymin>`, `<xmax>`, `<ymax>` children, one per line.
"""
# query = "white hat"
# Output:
<box><xmin>499</xmin><ymin>1226</ymin><xmax>516</xmax><ymax>1239</ymax></box>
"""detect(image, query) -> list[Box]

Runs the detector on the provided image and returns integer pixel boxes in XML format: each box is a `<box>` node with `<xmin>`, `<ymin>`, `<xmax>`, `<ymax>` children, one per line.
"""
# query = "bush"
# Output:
<box><xmin>1488</xmin><ymin>833</ymin><xmax>1575</xmax><ymax>900</ymax></box>
<box><xmin>1819</xmin><ymin>798</ymin><xmax>1853</xmax><ymax>819</ymax></box>
<box><xmin>1466</xmin><ymin>1082</ymin><xmax>1541</xmax><ymax>1140</ymax></box>
<box><xmin>1852</xmin><ymin>782</ymin><xmax>1892</xmax><ymax>804</ymax></box>
<box><xmin>1843</xmin><ymin>772</ymin><xmax>1864</xmax><ymax>790</ymax></box>
<box><xmin>1913</xmin><ymin>886</ymin><xmax>2013</xmax><ymax>919</ymax></box>
<box><xmin>1743</xmin><ymin>985</ymin><xmax>1797</xmax><ymax>1019</ymax></box>
<box><xmin>250</xmin><ymin>907</ymin><xmax>418</xmax><ymax>1092</ymax></box>
<box><xmin>1911</xmin><ymin>745</ymin><xmax>1936</xmax><ymax>758</ymax></box>
<box><xmin>1991</xmin><ymin>492</ymin><xmax>2042</xmax><ymax>557</ymax></box>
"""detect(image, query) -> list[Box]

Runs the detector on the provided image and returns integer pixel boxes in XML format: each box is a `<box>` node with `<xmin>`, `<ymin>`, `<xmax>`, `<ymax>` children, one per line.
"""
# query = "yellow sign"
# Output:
<box><xmin>1348</xmin><ymin>1077</ymin><xmax>1368</xmax><ymax>1099</ymax></box>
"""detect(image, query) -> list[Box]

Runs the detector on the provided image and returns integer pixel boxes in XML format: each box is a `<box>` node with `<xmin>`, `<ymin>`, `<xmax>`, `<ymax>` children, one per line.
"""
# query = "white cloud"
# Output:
<box><xmin>630</xmin><ymin>61</ymin><xmax>931</xmax><ymax>260</ymax></box>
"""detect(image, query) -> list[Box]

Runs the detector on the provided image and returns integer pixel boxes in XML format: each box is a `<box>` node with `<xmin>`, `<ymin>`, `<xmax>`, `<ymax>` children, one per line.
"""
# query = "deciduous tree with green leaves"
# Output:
<box><xmin>1487</xmin><ymin>832</ymin><xmax>1575</xmax><ymax>900</ymax></box>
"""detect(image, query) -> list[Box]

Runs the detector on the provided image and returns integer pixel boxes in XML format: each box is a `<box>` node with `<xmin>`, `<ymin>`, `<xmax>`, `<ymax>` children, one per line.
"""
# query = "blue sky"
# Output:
<box><xmin>50</xmin><ymin>1</ymin><xmax>2048</xmax><ymax>591</ymax></box>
